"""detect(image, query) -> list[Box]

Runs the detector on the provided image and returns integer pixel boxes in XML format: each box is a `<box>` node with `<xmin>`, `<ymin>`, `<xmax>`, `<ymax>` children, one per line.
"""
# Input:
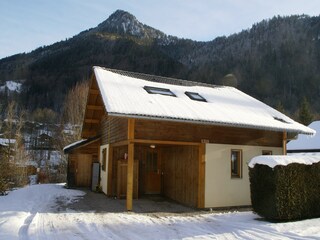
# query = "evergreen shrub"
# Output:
<box><xmin>249</xmin><ymin>162</ymin><xmax>320</xmax><ymax>221</ymax></box>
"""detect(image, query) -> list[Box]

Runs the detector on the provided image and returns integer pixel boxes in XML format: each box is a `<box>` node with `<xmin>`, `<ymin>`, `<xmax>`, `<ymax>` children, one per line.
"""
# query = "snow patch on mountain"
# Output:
<box><xmin>0</xmin><ymin>80</ymin><xmax>22</xmax><ymax>93</ymax></box>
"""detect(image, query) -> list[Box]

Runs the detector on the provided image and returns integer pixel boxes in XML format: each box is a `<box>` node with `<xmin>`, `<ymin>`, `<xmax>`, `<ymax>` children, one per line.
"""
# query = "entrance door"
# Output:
<box><xmin>145</xmin><ymin>148</ymin><xmax>162</xmax><ymax>194</ymax></box>
<box><xmin>76</xmin><ymin>154</ymin><xmax>92</xmax><ymax>187</ymax></box>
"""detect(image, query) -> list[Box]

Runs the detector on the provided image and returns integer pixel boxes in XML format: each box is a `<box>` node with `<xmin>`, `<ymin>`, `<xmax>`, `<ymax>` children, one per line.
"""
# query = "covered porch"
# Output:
<box><xmin>103</xmin><ymin>119</ymin><xmax>206</xmax><ymax>211</ymax></box>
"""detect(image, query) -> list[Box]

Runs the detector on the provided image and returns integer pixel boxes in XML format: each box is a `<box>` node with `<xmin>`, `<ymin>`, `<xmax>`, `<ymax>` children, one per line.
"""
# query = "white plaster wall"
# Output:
<box><xmin>205</xmin><ymin>144</ymin><xmax>282</xmax><ymax>208</ymax></box>
<box><xmin>99</xmin><ymin>144</ymin><xmax>109</xmax><ymax>195</ymax></box>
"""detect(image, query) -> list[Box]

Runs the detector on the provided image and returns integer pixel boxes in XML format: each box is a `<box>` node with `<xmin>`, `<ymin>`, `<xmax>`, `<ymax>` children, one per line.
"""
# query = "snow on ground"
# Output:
<box><xmin>0</xmin><ymin>184</ymin><xmax>319</xmax><ymax>240</ymax></box>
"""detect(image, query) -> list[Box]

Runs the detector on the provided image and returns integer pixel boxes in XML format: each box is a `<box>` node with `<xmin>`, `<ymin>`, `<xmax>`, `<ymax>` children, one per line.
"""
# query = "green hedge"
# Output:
<box><xmin>249</xmin><ymin>162</ymin><xmax>320</xmax><ymax>221</ymax></box>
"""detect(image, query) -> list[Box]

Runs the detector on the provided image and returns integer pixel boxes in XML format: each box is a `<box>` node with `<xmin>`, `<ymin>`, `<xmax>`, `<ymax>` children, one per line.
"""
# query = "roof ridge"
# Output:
<box><xmin>94</xmin><ymin>66</ymin><xmax>220</xmax><ymax>88</ymax></box>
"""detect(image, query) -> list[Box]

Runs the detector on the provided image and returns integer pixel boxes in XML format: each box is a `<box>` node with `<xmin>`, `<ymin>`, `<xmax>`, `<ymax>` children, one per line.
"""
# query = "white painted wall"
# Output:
<box><xmin>99</xmin><ymin>144</ymin><xmax>109</xmax><ymax>195</ymax></box>
<box><xmin>205</xmin><ymin>144</ymin><xmax>282</xmax><ymax>208</ymax></box>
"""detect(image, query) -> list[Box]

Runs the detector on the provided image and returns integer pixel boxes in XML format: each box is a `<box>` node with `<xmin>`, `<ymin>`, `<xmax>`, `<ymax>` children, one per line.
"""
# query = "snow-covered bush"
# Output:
<box><xmin>249</xmin><ymin>155</ymin><xmax>320</xmax><ymax>221</ymax></box>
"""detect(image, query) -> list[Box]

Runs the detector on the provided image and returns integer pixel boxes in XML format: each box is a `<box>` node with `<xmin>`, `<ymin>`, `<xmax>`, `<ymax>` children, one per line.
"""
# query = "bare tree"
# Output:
<box><xmin>0</xmin><ymin>102</ymin><xmax>15</xmax><ymax>194</ymax></box>
<box><xmin>61</xmin><ymin>80</ymin><xmax>89</xmax><ymax>144</ymax></box>
<box><xmin>13</xmin><ymin>111</ymin><xmax>29</xmax><ymax>187</ymax></box>
<box><xmin>53</xmin><ymin>81</ymin><xmax>89</xmax><ymax>183</ymax></box>
<box><xmin>0</xmin><ymin>102</ymin><xmax>28</xmax><ymax>193</ymax></box>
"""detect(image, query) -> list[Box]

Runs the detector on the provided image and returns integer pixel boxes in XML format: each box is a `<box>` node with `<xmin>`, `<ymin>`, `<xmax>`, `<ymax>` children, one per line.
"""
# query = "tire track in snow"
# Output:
<box><xmin>18</xmin><ymin>212</ymin><xmax>37</xmax><ymax>240</ymax></box>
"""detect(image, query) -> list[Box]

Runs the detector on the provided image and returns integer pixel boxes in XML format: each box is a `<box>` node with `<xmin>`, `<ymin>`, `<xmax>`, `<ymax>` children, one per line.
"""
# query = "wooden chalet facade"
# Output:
<box><xmin>64</xmin><ymin>66</ymin><xmax>314</xmax><ymax>210</ymax></box>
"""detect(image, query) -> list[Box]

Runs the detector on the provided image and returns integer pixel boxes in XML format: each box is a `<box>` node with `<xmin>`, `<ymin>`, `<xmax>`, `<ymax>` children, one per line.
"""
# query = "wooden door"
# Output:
<box><xmin>76</xmin><ymin>154</ymin><xmax>92</xmax><ymax>187</ymax></box>
<box><xmin>145</xmin><ymin>148</ymin><xmax>162</xmax><ymax>194</ymax></box>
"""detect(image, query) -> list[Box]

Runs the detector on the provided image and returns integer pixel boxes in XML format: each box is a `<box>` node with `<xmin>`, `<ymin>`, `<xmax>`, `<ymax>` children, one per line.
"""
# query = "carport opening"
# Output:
<box><xmin>110</xmin><ymin>144</ymin><xmax>199</xmax><ymax>208</ymax></box>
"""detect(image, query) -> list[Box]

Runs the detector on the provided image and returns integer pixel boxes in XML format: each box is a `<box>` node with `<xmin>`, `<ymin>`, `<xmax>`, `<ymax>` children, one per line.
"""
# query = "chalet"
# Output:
<box><xmin>287</xmin><ymin>121</ymin><xmax>320</xmax><ymax>154</ymax></box>
<box><xmin>64</xmin><ymin>66</ymin><xmax>315</xmax><ymax>210</ymax></box>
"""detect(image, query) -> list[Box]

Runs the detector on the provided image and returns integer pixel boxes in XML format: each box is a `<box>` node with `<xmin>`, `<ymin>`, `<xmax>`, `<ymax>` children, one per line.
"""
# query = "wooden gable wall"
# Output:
<box><xmin>135</xmin><ymin>119</ymin><xmax>283</xmax><ymax>147</ymax></box>
<box><xmin>100</xmin><ymin>116</ymin><xmax>128</xmax><ymax>145</ymax></box>
<box><xmin>82</xmin><ymin>75</ymin><xmax>105</xmax><ymax>139</ymax></box>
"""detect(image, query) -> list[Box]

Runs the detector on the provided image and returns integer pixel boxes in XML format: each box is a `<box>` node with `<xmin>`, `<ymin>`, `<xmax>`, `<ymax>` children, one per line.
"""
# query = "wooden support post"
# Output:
<box><xmin>197</xmin><ymin>143</ymin><xmax>205</xmax><ymax>208</ymax></box>
<box><xmin>126</xmin><ymin>119</ymin><xmax>135</xmax><ymax>211</ymax></box>
<box><xmin>282</xmin><ymin>131</ymin><xmax>287</xmax><ymax>155</ymax></box>
<box><xmin>128</xmin><ymin>119</ymin><xmax>135</xmax><ymax>140</ymax></box>
<box><xmin>126</xmin><ymin>142</ymin><xmax>134</xmax><ymax>211</ymax></box>
<box><xmin>107</xmin><ymin>145</ymin><xmax>113</xmax><ymax>196</ymax></box>
<box><xmin>97</xmin><ymin>146</ymin><xmax>101</xmax><ymax>186</ymax></box>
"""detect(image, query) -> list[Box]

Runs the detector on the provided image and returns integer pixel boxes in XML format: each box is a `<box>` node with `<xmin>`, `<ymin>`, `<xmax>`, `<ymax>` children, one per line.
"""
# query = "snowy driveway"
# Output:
<box><xmin>0</xmin><ymin>184</ymin><xmax>319</xmax><ymax>239</ymax></box>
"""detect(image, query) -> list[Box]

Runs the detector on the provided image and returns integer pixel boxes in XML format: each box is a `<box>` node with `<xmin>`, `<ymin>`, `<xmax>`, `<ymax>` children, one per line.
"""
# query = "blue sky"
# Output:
<box><xmin>0</xmin><ymin>0</ymin><xmax>319</xmax><ymax>59</ymax></box>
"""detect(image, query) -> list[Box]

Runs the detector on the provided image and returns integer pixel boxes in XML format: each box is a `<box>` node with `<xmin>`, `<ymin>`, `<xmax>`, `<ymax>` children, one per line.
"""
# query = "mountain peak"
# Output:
<box><xmin>107</xmin><ymin>10</ymin><xmax>136</xmax><ymax>23</ymax></box>
<box><xmin>96</xmin><ymin>10</ymin><xmax>168</xmax><ymax>40</ymax></box>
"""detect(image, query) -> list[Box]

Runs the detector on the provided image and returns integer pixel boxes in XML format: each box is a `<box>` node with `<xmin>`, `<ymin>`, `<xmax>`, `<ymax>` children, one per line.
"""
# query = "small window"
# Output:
<box><xmin>231</xmin><ymin>150</ymin><xmax>242</xmax><ymax>178</ymax></box>
<box><xmin>144</xmin><ymin>86</ymin><xmax>176</xmax><ymax>97</ymax></box>
<box><xmin>262</xmin><ymin>150</ymin><xmax>272</xmax><ymax>155</ymax></box>
<box><xmin>185</xmin><ymin>91</ymin><xmax>207</xmax><ymax>102</ymax></box>
<box><xmin>102</xmin><ymin>148</ymin><xmax>107</xmax><ymax>171</ymax></box>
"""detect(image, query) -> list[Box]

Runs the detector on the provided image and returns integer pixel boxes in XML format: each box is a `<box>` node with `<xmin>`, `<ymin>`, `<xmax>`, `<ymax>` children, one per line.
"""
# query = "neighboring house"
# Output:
<box><xmin>287</xmin><ymin>120</ymin><xmax>320</xmax><ymax>154</ymax></box>
<box><xmin>0</xmin><ymin>137</ymin><xmax>16</xmax><ymax>160</ymax></box>
<box><xmin>64</xmin><ymin>66</ymin><xmax>314</xmax><ymax>210</ymax></box>
<box><xmin>0</xmin><ymin>137</ymin><xmax>36</xmax><ymax>182</ymax></box>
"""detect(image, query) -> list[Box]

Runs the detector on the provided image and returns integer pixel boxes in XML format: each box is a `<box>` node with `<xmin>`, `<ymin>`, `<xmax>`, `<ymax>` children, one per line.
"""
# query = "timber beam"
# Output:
<box><xmin>126</xmin><ymin>118</ymin><xmax>135</xmax><ymax>211</ymax></box>
<box><xmin>81</xmin><ymin>130</ymin><xmax>97</xmax><ymax>138</ymax></box>
<box><xmin>89</xmin><ymin>89</ymin><xmax>99</xmax><ymax>95</ymax></box>
<box><xmin>197</xmin><ymin>143</ymin><xmax>205</xmax><ymax>208</ymax></box>
<box><xmin>282</xmin><ymin>131</ymin><xmax>287</xmax><ymax>155</ymax></box>
<box><xmin>84</xmin><ymin>119</ymin><xmax>100</xmax><ymax>124</ymax></box>
<box><xmin>132</xmin><ymin>139</ymin><xmax>200</xmax><ymax>146</ymax></box>
<box><xmin>87</xmin><ymin>105</ymin><xmax>104</xmax><ymax>111</ymax></box>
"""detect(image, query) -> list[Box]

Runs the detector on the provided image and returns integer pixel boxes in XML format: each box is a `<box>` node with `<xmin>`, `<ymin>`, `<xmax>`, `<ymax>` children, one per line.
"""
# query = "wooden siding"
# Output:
<box><xmin>110</xmin><ymin>145</ymin><xmax>128</xmax><ymax>196</ymax></box>
<box><xmin>68</xmin><ymin>140</ymin><xmax>100</xmax><ymax>158</ymax></box>
<box><xmin>162</xmin><ymin>145</ymin><xmax>199</xmax><ymax>207</ymax></box>
<box><xmin>135</xmin><ymin>119</ymin><xmax>283</xmax><ymax>147</ymax></box>
<box><xmin>100</xmin><ymin>116</ymin><xmax>128</xmax><ymax>145</ymax></box>
<box><xmin>67</xmin><ymin>153</ymin><xmax>95</xmax><ymax>187</ymax></box>
<box><xmin>67</xmin><ymin>140</ymin><xmax>100</xmax><ymax>188</ymax></box>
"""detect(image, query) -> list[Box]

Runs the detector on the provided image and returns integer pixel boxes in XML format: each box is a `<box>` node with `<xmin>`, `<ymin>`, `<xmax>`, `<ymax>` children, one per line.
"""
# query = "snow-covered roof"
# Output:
<box><xmin>94</xmin><ymin>66</ymin><xmax>314</xmax><ymax>135</ymax></box>
<box><xmin>63</xmin><ymin>139</ymin><xmax>87</xmax><ymax>152</ymax></box>
<box><xmin>63</xmin><ymin>136</ymin><xmax>100</xmax><ymax>153</ymax></box>
<box><xmin>287</xmin><ymin>121</ymin><xmax>320</xmax><ymax>151</ymax></box>
<box><xmin>249</xmin><ymin>155</ymin><xmax>320</xmax><ymax>168</ymax></box>
<box><xmin>0</xmin><ymin>138</ymin><xmax>16</xmax><ymax>147</ymax></box>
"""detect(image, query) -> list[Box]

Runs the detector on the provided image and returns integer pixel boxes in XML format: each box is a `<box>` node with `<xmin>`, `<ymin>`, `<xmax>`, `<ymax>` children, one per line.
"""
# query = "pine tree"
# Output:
<box><xmin>299</xmin><ymin>97</ymin><xmax>313</xmax><ymax>126</ymax></box>
<box><xmin>276</xmin><ymin>101</ymin><xmax>285</xmax><ymax>114</ymax></box>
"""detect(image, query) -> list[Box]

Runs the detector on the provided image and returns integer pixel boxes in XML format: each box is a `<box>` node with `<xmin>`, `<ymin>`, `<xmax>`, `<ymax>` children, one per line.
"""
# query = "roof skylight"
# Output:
<box><xmin>144</xmin><ymin>86</ymin><xmax>176</xmax><ymax>97</ymax></box>
<box><xmin>273</xmin><ymin>116</ymin><xmax>291</xmax><ymax>124</ymax></box>
<box><xmin>185</xmin><ymin>91</ymin><xmax>207</xmax><ymax>102</ymax></box>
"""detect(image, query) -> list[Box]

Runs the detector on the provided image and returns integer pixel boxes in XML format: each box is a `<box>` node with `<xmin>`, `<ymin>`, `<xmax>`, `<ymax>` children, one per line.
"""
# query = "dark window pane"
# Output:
<box><xmin>144</xmin><ymin>86</ymin><xmax>176</xmax><ymax>97</ymax></box>
<box><xmin>185</xmin><ymin>91</ymin><xmax>207</xmax><ymax>102</ymax></box>
<box><xmin>231</xmin><ymin>150</ymin><xmax>241</xmax><ymax>178</ymax></box>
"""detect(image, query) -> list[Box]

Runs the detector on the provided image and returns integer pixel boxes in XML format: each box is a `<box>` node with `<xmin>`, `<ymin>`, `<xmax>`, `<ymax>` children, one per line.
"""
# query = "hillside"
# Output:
<box><xmin>0</xmin><ymin>10</ymin><xmax>320</xmax><ymax>116</ymax></box>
